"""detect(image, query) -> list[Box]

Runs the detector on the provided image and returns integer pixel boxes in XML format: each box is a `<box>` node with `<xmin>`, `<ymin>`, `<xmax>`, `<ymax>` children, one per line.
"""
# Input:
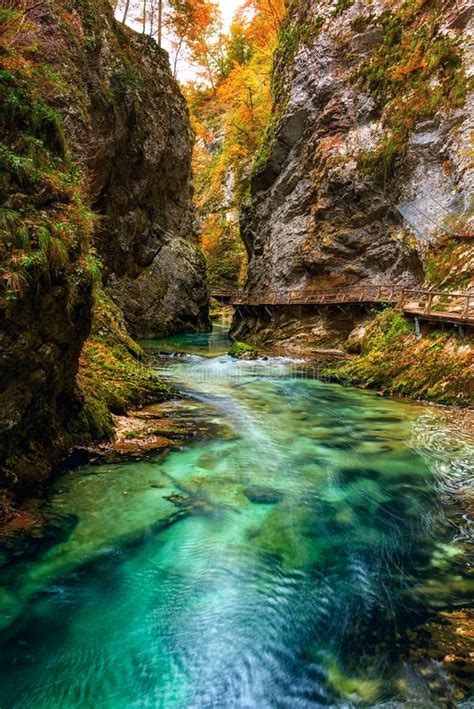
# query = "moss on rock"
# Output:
<box><xmin>0</xmin><ymin>0</ymin><xmax>193</xmax><ymax>523</ymax></box>
<box><xmin>323</xmin><ymin>309</ymin><xmax>473</xmax><ymax>406</ymax></box>
<box><xmin>73</xmin><ymin>289</ymin><xmax>171</xmax><ymax>443</ymax></box>
<box><xmin>228</xmin><ymin>340</ymin><xmax>259</xmax><ymax>360</ymax></box>
<box><xmin>356</xmin><ymin>2</ymin><xmax>469</xmax><ymax>182</ymax></box>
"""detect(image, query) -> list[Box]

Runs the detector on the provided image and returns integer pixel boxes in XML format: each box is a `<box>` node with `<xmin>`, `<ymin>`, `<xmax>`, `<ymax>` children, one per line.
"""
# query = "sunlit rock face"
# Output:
<box><xmin>238</xmin><ymin>0</ymin><xmax>473</xmax><ymax>346</ymax></box>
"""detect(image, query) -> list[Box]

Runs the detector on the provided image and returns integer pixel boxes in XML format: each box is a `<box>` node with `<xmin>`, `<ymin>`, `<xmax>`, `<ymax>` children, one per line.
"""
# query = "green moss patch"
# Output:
<box><xmin>323</xmin><ymin>309</ymin><xmax>472</xmax><ymax>406</ymax></box>
<box><xmin>356</xmin><ymin>1</ymin><xmax>469</xmax><ymax>182</ymax></box>
<box><xmin>73</xmin><ymin>289</ymin><xmax>171</xmax><ymax>442</ymax></box>
<box><xmin>0</xmin><ymin>58</ymin><xmax>96</xmax><ymax>306</ymax></box>
<box><xmin>228</xmin><ymin>340</ymin><xmax>259</xmax><ymax>359</ymax></box>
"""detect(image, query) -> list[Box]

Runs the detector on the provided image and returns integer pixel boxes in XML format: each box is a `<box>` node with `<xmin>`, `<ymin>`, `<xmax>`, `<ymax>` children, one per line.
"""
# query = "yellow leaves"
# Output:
<box><xmin>201</xmin><ymin>213</ymin><xmax>222</xmax><ymax>253</ymax></box>
<box><xmin>184</xmin><ymin>0</ymin><xmax>287</xmax><ymax>282</ymax></box>
<box><xmin>168</xmin><ymin>0</ymin><xmax>224</xmax><ymax>86</ymax></box>
<box><xmin>242</xmin><ymin>0</ymin><xmax>286</xmax><ymax>40</ymax></box>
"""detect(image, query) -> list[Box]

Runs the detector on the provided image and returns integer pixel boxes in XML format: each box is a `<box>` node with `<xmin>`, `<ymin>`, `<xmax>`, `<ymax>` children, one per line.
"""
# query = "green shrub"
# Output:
<box><xmin>333</xmin><ymin>0</ymin><xmax>354</xmax><ymax>17</ymax></box>
<box><xmin>323</xmin><ymin>309</ymin><xmax>472</xmax><ymax>405</ymax></box>
<box><xmin>356</xmin><ymin>3</ymin><xmax>469</xmax><ymax>182</ymax></box>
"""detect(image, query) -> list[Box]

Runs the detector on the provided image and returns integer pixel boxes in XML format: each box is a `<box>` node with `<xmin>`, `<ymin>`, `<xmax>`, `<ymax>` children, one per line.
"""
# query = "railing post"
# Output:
<box><xmin>425</xmin><ymin>292</ymin><xmax>434</xmax><ymax>315</ymax></box>
<box><xmin>415</xmin><ymin>317</ymin><xmax>422</xmax><ymax>340</ymax></box>
<box><xmin>462</xmin><ymin>295</ymin><xmax>470</xmax><ymax>320</ymax></box>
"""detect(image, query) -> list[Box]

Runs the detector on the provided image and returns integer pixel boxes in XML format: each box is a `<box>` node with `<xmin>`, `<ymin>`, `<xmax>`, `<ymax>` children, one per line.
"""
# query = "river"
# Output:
<box><xmin>0</xmin><ymin>326</ymin><xmax>472</xmax><ymax>707</ymax></box>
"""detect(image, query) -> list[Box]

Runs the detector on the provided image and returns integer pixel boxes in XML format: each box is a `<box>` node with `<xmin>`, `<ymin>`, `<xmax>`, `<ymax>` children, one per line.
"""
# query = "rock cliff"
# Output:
<box><xmin>235</xmin><ymin>0</ymin><xmax>473</xmax><ymax>357</ymax></box>
<box><xmin>40</xmin><ymin>0</ymin><xmax>209</xmax><ymax>337</ymax></box>
<box><xmin>0</xmin><ymin>0</ymin><xmax>208</xmax><ymax>517</ymax></box>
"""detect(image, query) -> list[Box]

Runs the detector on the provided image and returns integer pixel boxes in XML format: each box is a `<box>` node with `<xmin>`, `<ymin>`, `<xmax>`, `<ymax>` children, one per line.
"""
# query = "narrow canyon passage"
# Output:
<box><xmin>1</xmin><ymin>0</ymin><xmax>472</xmax><ymax>706</ymax></box>
<box><xmin>0</xmin><ymin>329</ymin><xmax>471</xmax><ymax>707</ymax></box>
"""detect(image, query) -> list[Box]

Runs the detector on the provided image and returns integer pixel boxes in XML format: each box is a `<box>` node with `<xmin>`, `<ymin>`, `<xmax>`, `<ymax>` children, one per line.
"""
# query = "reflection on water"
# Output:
<box><xmin>0</xmin><ymin>329</ymin><xmax>472</xmax><ymax>707</ymax></box>
<box><xmin>141</xmin><ymin>323</ymin><xmax>231</xmax><ymax>359</ymax></box>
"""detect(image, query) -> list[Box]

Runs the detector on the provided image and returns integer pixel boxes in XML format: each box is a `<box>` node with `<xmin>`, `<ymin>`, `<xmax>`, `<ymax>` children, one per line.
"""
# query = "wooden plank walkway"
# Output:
<box><xmin>211</xmin><ymin>285</ymin><xmax>474</xmax><ymax>326</ymax></box>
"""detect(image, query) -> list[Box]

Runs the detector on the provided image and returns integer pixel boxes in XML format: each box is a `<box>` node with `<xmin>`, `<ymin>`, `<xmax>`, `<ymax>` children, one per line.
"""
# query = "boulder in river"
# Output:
<box><xmin>228</xmin><ymin>341</ymin><xmax>259</xmax><ymax>360</ymax></box>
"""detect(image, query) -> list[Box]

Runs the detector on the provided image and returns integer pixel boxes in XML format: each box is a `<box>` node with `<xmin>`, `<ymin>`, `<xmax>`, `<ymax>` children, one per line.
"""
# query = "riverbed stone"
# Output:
<box><xmin>243</xmin><ymin>487</ymin><xmax>283</xmax><ymax>505</ymax></box>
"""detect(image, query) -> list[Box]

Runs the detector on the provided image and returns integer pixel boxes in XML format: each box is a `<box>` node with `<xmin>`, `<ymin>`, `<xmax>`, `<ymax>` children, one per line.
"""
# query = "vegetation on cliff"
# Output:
<box><xmin>232</xmin><ymin>0</ymin><xmax>472</xmax><ymax>408</ymax></box>
<box><xmin>0</xmin><ymin>20</ymin><xmax>97</xmax><ymax>308</ymax></box>
<box><xmin>356</xmin><ymin>0</ymin><xmax>469</xmax><ymax>183</ymax></box>
<box><xmin>74</xmin><ymin>289</ymin><xmax>171</xmax><ymax>443</ymax></box>
<box><xmin>1</xmin><ymin>0</ymin><xmax>472</xmax><ymax>529</ymax></box>
<box><xmin>0</xmin><ymin>0</ymin><xmax>193</xmax><ymax>519</ymax></box>
<box><xmin>0</xmin><ymin>4</ymin><xmax>96</xmax><ymax>508</ymax></box>
<box><xmin>185</xmin><ymin>0</ymin><xmax>285</xmax><ymax>287</ymax></box>
<box><xmin>324</xmin><ymin>309</ymin><xmax>472</xmax><ymax>406</ymax></box>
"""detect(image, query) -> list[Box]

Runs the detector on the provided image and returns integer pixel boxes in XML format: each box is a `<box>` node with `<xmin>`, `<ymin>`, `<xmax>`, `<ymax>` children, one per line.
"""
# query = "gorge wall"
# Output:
<box><xmin>0</xmin><ymin>0</ymin><xmax>208</xmax><ymax>516</ymax></box>
<box><xmin>46</xmin><ymin>0</ymin><xmax>209</xmax><ymax>338</ymax></box>
<box><xmin>234</xmin><ymin>0</ymin><xmax>473</xmax><ymax>364</ymax></box>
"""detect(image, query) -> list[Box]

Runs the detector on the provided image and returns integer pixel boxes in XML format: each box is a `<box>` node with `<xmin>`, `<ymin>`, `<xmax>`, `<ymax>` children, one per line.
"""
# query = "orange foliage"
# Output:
<box><xmin>183</xmin><ymin>0</ymin><xmax>285</xmax><ymax>286</ymax></box>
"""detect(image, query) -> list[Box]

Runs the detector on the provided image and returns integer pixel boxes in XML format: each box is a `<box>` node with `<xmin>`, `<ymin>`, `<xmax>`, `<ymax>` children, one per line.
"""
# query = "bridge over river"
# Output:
<box><xmin>211</xmin><ymin>285</ymin><xmax>474</xmax><ymax>328</ymax></box>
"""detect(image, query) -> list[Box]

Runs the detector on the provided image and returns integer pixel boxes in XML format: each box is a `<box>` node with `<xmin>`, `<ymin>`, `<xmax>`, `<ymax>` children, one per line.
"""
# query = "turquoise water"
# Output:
<box><xmin>0</xmin><ymin>329</ymin><xmax>472</xmax><ymax>707</ymax></box>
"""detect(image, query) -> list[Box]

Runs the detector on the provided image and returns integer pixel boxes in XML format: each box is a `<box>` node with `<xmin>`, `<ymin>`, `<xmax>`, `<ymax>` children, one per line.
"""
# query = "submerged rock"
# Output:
<box><xmin>164</xmin><ymin>494</ymin><xmax>214</xmax><ymax>516</ymax></box>
<box><xmin>326</xmin><ymin>660</ymin><xmax>382</xmax><ymax>704</ymax></box>
<box><xmin>0</xmin><ymin>501</ymin><xmax>78</xmax><ymax>567</ymax></box>
<box><xmin>243</xmin><ymin>487</ymin><xmax>283</xmax><ymax>505</ymax></box>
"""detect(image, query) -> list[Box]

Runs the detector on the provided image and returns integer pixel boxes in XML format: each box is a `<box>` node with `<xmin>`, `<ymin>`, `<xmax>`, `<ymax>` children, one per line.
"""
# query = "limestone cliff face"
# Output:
<box><xmin>41</xmin><ymin>0</ymin><xmax>209</xmax><ymax>337</ymax></box>
<box><xmin>0</xmin><ymin>0</ymin><xmax>207</xmax><ymax>515</ymax></box>
<box><xmin>236</xmin><ymin>0</ymin><xmax>473</xmax><ymax>350</ymax></box>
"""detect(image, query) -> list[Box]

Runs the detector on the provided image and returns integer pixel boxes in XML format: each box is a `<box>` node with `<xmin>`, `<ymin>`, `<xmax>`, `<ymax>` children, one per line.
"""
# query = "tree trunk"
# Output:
<box><xmin>122</xmin><ymin>0</ymin><xmax>130</xmax><ymax>24</ymax></box>
<box><xmin>158</xmin><ymin>0</ymin><xmax>163</xmax><ymax>47</ymax></box>
<box><xmin>173</xmin><ymin>35</ymin><xmax>185</xmax><ymax>77</ymax></box>
<box><xmin>149</xmin><ymin>0</ymin><xmax>154</xmax><ymax>37</ymax></box>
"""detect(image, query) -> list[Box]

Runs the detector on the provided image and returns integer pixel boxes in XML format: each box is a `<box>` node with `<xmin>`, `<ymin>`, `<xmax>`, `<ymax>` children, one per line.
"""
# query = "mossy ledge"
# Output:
<box><xmin>72</xmin><ymin>289</ymin><xmax>171</xmax><ymax>444</ymax></box>
<box><xmin>323</xmin><ymin>310</ymin><xmax>472</xmax><ymax>407</ymax></box>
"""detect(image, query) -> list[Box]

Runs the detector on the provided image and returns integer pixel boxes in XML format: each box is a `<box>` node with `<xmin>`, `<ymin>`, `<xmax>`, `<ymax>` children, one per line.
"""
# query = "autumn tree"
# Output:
<box><xmin>166</xmin><ymin>0</ymin><xmax>222</xmax><ymax>81</ymax></box>
<box><xmin>114</xmin><ymin>0</ymin><xmax>286</xmax><ymax>287</ymax></box>
<box><xmin>185</xmin><ymin>0</ymin><xmax>286</xmax><ymax>287</ymax></box>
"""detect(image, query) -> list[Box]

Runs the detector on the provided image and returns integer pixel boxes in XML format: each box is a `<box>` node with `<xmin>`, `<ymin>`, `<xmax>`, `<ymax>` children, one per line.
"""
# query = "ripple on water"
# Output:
<box><xmin>0</xmin><ymin>342</ymin><xmax>472</xmax><ymax>707</ymax></box>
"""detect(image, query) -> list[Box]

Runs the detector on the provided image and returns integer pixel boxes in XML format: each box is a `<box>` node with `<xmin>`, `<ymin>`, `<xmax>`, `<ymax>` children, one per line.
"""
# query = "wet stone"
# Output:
<box><xmin>243</xmin><ymin>487</ymin><xmax>283</xmax><ymax>505</ymax></box>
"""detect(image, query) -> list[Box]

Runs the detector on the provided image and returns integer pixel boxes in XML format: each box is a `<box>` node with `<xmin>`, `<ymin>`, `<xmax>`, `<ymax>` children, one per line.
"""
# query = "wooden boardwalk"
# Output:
<box><xmin>211</xmin><ymin>285</ymin><xmax>474</xmax><ymax>326</ymax></box>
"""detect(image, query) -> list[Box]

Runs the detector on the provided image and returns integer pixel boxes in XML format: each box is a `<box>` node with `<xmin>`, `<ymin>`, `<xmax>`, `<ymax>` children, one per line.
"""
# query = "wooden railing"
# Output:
<box><xmin>211</xmin><ymin>285</ymin><xmax>474</xmax><ymax>324</ymax></box>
